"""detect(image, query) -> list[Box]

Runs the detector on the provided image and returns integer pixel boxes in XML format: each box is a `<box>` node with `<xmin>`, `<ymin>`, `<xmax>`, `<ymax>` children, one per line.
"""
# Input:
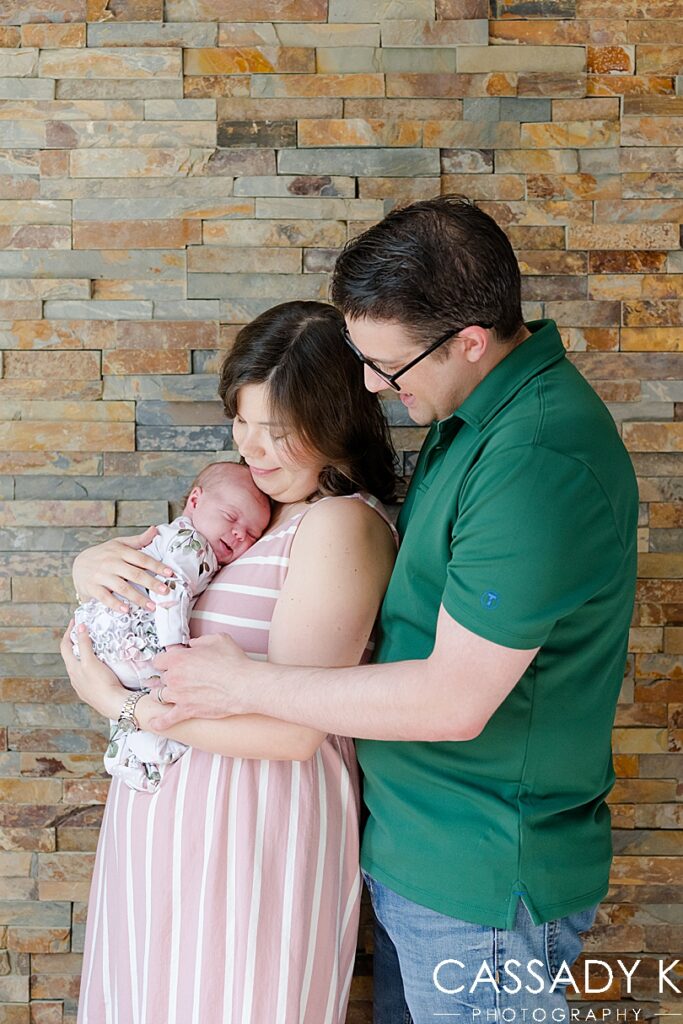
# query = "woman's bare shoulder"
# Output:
<box><xmin>297</xmin><ymin>495</ymin><xmax>394</xmax><ymax>543</ymax></box>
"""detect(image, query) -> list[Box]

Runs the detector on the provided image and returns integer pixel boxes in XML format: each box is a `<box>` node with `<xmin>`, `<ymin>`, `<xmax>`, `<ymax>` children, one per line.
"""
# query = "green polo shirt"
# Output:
<box><xmin>357</xmin><ymin>319</ymin><xmax>638</xmax><ymax>929</ymax></box>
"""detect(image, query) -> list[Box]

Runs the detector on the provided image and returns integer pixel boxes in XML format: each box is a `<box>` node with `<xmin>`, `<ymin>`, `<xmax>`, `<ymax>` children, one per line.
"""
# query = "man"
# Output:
<box><xmin>152</xmin><ymin>196</ymin><xmax>639</xmax><ymax>1022</ymax></box>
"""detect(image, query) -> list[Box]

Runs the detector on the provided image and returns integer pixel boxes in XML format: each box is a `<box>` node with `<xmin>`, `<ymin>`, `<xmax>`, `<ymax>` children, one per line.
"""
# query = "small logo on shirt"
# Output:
<box><xmin>480</xmin><ymin>590</ymin><xmax>500</xmax><ymax>610</ymax></box>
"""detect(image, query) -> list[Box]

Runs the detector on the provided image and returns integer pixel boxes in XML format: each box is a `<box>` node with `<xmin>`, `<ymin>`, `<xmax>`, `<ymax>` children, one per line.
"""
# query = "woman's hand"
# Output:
<box><xmin>73</xmin><ymin>526</ymin><xmax>174</xmax><ymax>613</ymax></box>
<box><xmin>60</xmin><ymin>621</ymin><xmax>132</xmax><ymax>721</ymax></box>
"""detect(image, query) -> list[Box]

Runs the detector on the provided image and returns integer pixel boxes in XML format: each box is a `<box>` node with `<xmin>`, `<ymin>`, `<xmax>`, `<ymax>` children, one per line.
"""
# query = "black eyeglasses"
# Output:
<box><xmin>341</xmin><ymin>323</ymin><xmax>492</xmax><ymax>392</ymax></box>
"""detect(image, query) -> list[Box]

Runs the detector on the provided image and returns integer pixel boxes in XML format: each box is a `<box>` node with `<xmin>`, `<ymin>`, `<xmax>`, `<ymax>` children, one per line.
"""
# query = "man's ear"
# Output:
<box><xmin>459</xmin><ymin>325</ymin><xmax>490</xmax><ymax>364</ymax></box>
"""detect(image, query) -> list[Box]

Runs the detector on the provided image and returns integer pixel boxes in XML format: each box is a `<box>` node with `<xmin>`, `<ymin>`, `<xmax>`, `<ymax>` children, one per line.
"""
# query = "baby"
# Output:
<box><xmin>71</xmin><ymin>462</ymin><xmax>271</xmax><ymax>793</ymax></box>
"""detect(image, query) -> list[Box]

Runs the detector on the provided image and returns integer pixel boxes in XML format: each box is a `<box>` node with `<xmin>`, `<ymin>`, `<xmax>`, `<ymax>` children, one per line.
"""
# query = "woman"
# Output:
<box><xmin>61</xmin><ymin>301</ymin><xmax>398</xmax><ymax>1024</ymax></box>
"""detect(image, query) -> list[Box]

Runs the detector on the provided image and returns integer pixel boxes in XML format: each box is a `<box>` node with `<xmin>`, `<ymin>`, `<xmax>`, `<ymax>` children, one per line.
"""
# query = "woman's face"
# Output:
<box><xmin>232</xmin><ymin>382</ymin><xmax>327</xmax><ymax>505</ymax></box>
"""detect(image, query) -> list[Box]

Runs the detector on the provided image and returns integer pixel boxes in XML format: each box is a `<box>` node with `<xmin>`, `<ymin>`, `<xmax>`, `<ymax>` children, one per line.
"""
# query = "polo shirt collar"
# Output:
<box><xmin>435</xmin><ymin>319</ymin><xmax>566</xmax><ymax>439</ymax></box>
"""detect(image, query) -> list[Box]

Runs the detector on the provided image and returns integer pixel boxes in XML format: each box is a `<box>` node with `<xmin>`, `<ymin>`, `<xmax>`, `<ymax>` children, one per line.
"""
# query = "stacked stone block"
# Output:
<box><xmin>0</xmin><ymin>0</ymin><xmax>681</xmax><ymax>1020</ymax></box>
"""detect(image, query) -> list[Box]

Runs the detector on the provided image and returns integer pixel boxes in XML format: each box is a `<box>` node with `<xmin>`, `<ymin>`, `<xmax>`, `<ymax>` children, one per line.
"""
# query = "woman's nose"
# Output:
<box><xmin>238</xmin><ymin>429</ymin><xmax>264</xmax><ymax>459</ymax></box>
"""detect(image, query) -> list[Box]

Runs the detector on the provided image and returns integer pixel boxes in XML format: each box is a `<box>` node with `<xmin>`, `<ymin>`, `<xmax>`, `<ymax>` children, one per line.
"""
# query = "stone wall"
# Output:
<box><xmin>0</xmin><ymin>0</ymin><xmax>681</xmax><ymax>1021</ymax></box>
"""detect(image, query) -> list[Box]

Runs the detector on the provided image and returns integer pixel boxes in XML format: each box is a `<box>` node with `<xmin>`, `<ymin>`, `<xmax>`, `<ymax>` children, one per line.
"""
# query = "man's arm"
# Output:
<box><xmin>150</xmin><ymin>606</ymin><xmax>539</xmax><ymax>741</ymax></box>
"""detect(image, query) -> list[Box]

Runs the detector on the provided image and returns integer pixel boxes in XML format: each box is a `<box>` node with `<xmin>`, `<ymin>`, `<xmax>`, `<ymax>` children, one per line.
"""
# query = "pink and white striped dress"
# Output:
<box><xmin>77</xmin><ymin>492</ymin><xmax>395</xmax><ymax>1024</ymax></box>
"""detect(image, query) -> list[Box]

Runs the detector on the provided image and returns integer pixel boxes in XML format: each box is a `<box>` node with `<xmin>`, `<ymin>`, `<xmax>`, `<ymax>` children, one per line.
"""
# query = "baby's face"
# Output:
<box><xmin>187</xmin><ymin>475</ymin><xmax>271</xmax><ymax>565</ymax></box>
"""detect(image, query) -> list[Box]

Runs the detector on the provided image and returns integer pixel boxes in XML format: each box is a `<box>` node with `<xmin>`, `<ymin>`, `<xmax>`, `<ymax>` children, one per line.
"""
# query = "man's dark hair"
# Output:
<box><xmin>330</xmin><ymin>194</ymin><xmax>524</xmax><ymax>345</ymax></box>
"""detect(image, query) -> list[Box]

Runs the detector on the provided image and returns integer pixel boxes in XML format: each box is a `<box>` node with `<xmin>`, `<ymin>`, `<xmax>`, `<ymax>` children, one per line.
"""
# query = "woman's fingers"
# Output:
<box><xmin>117</xmin><ymin>543</ymin><xmax>173</xmax><ymax>582</ymax></box>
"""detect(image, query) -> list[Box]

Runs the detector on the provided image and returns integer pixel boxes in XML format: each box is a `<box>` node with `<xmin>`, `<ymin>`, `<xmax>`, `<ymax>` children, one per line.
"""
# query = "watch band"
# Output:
<box><xmin>117</xmin><ymin>689</ymin><xmax>149</xmax><ymax>733</ymax></box>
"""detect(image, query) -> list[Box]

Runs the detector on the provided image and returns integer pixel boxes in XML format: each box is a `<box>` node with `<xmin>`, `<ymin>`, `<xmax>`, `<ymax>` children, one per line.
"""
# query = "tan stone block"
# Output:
<box><xmin>458</xmin><ymin>45</ymin><xmax>584</xmax><ymax>74</ymax></box>
<box><xmin>589</xmin><ymin>250</ymin><xmax>668</xmax><ymax>274</ymax></box>
<box><xmin>0</xmin><ymin>779</ymin><xmax>61</xmax><ymax>803</ymax></box>
<box><xmin>0</xmin><ymin>200</ymin><xmax>70</xmax><ymax>225</ymax></box>
<box><xmin>552</xmin><ymin>98</ymin><xmax>620</xmax><ymax>121</ymax></box>
<box><xmin>506</xmin><ymin>225</ymin><xmax>566</xmax><ymax>249</ymax></box>
<box><xmin>517</xmin><ymin>72</ymin><xmax>587</xmax><ymax>98</ymax></box>
<box><xmin>517</xmin><ymin>251</ymin><xmax>588</xmax><ymax>275</ymax></box>
<box><xmin>562</xmin><ymin>327</ymin><xmax>619</xmax><ymax>351</ymax></box>
<box><xmin>183</xmin><ymin>75</ymin><xmax>251</xmax><ymax>98</ymax></box>
<box><xmin>344</xmin><ymin>98</ymin><xmax>462</xmax><ymax>119</ymax></box>
<box><xmin>568</xmin><ymin>224</ymin><xmax>679</xmax><ymax>250</ymax></box>
<box><xmin>385</xmin><ymin>72</ymin><xmax>517</xmax><ymax>98</ymax></box>
<box><xmin>0</xmin><ymin>301</ymin><xmax>41</xmax><ymax>319</ymax></box>
<box><xmin>527</xmin><ymin>173</ymin><xmax>621</xmax><ymax>200</ymax></box>
<box><xmin>29</xmin><ymin>1001</ymin><xmax>64</xmax><ymax>1023</ymax></box>
<box><xmin>39</xmin><ymin>47</ymin><xmax>182</xmax><ymax>79</ymax></box>
<box><xmin>188</xmin><ymin>245</ymin><xmax>301</xmax><ymax>274</ymax></box>
<box><xmin>62</xmin><ymin>779</ymin><xmax>109</xmax><ymax>803</ymax></box>
<box><xmin>440</xmin><ymin>174</ymin><xmax>525</xmax><ymax>200</ymax></box>
<box><xmin>185</xmin><ymin>46</ymin><xmax>313</xmax><ymax>75</ymax></box>
<box><xmin>628</xmin><ymin>626</ymin><xmax>664</xmax><ymax>652</ymax></box>
<box><xmin>638</xmin><ymin>553</ymin><xmax>683</xmax><ymax>578</ymax></box>
<box><xmin>623</xmin><ymin>422</ymin><xmax>683</xmax><ymax>453</ymax></box>
<box><xmin>7</xmin><ymin>928</ymin><xmax>70</xmax><ymax>954</ymax></box>
<box><xmin>102</xmin><ymin>349</ymin><xmax>190</xmax><ymax>374</ymax></box>
<box><xmin>87</xmin><ymin>0</ymin><xmax>162</xmax><ymax>16</ymax></box>
<box><xmin>0</xmin><ymin>27</ymin><xmax>21</xmax><ymax>45</ymax></box>
<box><xmin>622</xmin><ymin>115</ymin><xmax>683</xmax><ymax>147</ymax></box>
<box><xmin>0</xmin><ymin>501</ymin><xmax>114</xmax><ymax>527</ymax></box>
<box><xmin>12</xmin><ymin>577</ymin><xmax>75</xmax><ymax>602</ymax></box>
<box><xmin>588</xmin><ymin>45</ymin><xmax>635</xmax><ymax>75</ymax></box>
<box><xmin>21</xmin><ymin>23</ymin><xmax>85</xmax><ymax>47</ymax></box>
<box><xmin>0</xmin><ymin>422</ymin><xmax>133</xmax><ymax>452</ymax></box>
<box><xmin>588</xmin><ymin>75</ymin><xmax>675</xmax><ymax>97</ymax></box>
<box><xmin>612</xmin><ymin>753</ymin><xmax>639</xmax><ymax>777</ymax></box>
<box><xmin>650</xmin><ymin>503</ymin><xmax>683</xmax><ymax>528</ymax></box>
<box><xmin>203</xmin><ymin>218</ymin><xmax>345</xmax><ymax>247</ymax></box>
<box><xmin>479</xmin><ymin>199</ymin><xmax>592</xmax><ymax>226</ymax></box>
<box><xmin>623</xmin><ymin>299</ymin><xmax>683</xmax><ymax>326</ymax></box>
<box><xmin>3</xmin><ymin>351</ymin><xmax>100</xmax><ymax>379</ymax></box>
<box><xmin>115</xmin><ymin>319</ymin><xmax>218</xmax><ymax>350</ymax></box>
<box><xmin>29</xmin><ymin>969</ymin><xmax>82</xmax><ymax>1000</ymax></box>
<box><xmin>612</xmin><ymin>727</ymin><xmax>668</xmax><ymax>753</ymax></box>
<box><xmin>358</xmin><ymin>177</ymin><xmax>441</xmax><ymax>204</ymax></box>
<box><xmin>609</xmin><ymin>778</ymin><xmax>677</xmax><ymax>804</ymax></box>
<box><xmin>298</xmin><ymin>118</ymin><xmax>422</xmax><ymax>147</ymax></box>
<box><xmin>521</xmin><ymin>119</ymin><xmax>620</xmax><ymax>148</ymax></box>
<box><xmin>250</xmin><ymin>72</ymin><xmax>384</xmax><ymax>96</ymax></box>
<box><xmin>218</xmin><ymin>96</ymin><xmax>341</xmax><ymax>118</ymax></box>
<box><xmin>0</xmin><ymin>225</ymin><xmax>70</xmax><ymax>250</ymax></box>
<box><xmin>621</xmin><ymin>329</ymin><xmax>683</xmax><ymax>352</ymax></box>
<box><xmin>636</xmin><ymin>45</ymin><xmax>683</xmax><ymax>76</ymax></box>
<box><xmin>167</xmin><ymin>0</ymin><xmax>327</xmax><ymax>16</ymax></box>
<box><xmin>423</xmin><ymin>120</ymin><xmax>520</xmax><ymax>148</ymax></box>
<box><xmin>0</xmin><ymin>320</ymin><xmax>117</xmax><ymax>352</ymax></box>
<box><xmin>624</xmin><ymin>170</ymin><xmax>683</xmax><ymax>196</ymax></box>
<box><xmin>73</xmin><ymin>219</ymin><xmax>202</xmax><ymax>249</ymax></box>
<box><xmin>495</xmin><ymin>149</ymin><xmax>579</xmax><ymax>173</ymax></box>
<box><xmin>0</xmin><ymin>853</ymin><xmax>31</xmax><ymax>877</ymax></box>
<box><xmin>588</xmin><ymin>275</ymin><xmax>643</xmax><ymax>301</ymax></box>
<box><xmin>665</xmin><ymin>627</ymin><xmax>683</xmax><ymax>653</ymax></box>
<box><xmin>489</xmin><ymin>19</ymin><xmax>588</xmax><ymax>45</ymax></box>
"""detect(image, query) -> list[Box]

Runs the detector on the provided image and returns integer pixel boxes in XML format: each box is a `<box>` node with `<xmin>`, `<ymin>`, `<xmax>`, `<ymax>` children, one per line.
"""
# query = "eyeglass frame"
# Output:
<box><xmin>341</xmin><ymin>322</ymin><xmax>494</xmax><ymax>393</ymax></box>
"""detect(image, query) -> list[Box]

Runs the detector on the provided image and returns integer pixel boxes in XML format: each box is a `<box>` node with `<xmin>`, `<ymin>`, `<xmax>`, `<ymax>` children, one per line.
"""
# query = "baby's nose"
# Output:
<box><xmin>232</xmin><ymin>525</ymin><xmax>245</xmax><ymax>541</ymax></box>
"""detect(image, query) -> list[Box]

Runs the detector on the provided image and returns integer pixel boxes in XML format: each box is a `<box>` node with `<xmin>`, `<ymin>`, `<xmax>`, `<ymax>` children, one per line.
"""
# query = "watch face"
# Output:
<box><xmin>119</xmin><ymin>717</ymin><xmax>135</xmax><ymax>733</ymax></box>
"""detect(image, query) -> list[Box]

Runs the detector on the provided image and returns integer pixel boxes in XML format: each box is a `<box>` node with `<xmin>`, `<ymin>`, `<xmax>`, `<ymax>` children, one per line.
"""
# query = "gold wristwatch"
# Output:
<box><xmin>117</xmin><ymin>690</ymin><xmax>149</xmax><ymax>733</ymax></box>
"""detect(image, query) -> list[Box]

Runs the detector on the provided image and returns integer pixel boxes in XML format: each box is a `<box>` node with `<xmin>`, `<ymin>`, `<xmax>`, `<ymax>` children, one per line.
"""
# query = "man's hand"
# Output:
<box><xmin>149</xmin><ymin>633</ymin><xmax>255</xmax><ymax>731</ymax></box>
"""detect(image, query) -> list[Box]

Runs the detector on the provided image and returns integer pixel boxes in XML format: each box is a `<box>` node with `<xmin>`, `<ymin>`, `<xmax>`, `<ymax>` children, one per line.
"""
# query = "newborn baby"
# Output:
<box><xmin>71</xmin><ymin>461</ymin><xmax>271</xmax><ymax>793</ymax></box>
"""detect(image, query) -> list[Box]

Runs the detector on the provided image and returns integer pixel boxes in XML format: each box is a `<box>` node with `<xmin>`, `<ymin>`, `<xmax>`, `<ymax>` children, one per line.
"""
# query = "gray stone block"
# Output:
<box><xmin>72</xmin><ymin>197</ymin><xmax>249</xmax><ymax>221</ymax></box>
<box><xmin>441</xmin><ymin>148</ymin><xmax>493</xmax><ymax>173</ymax></box>
<box><xmin>87</xmin><ymin>22</ymin><xmax>218</xmax><ymax>48</ymax></box>
<box><xmin>135</xmin><ymin>400</ymin><xmax>225</xmax><ymax>426</ymax></box>
<box><xmin>0</xmin><ymin>249</ymin><xmax>186</xmax><ymax>280</ymax></box>
<box><xmin>136</xmin><ymin>426</ymin><xmax>232</xmax><ymax>452</ymax></box>
<box><xmin>144</xmin><ymin>98</ymin><xmax>217</xmax><ymax>120</ymax></box>
<box><xmin>187</xmin><ymin>272</ymin><xmax>328</xmax><ymax>300</ymax></box>
<box><xmin>43</xmin><ymin>300</ymin><xmax>153</xmax><ymax>320</ymax></box>
<box><xmin>328</xmin><ymin>0</ymin><xmax>435</xmax><ymax>20</ymax></box>
<box><xmin>218</xmin><ymin>119</ymin><xmax>297</xmax><ymax>148</ymax></box>
<box><xmin>463</xmin><ymin>98</ymin><xmax>501</xmax><ymax>122</ymax></box>
<box><xmin>499</xmin><ymin>98</ymin><xmax>552</xmax><ymax>122</ymax></box>
<box><xmin>152</xmin><ymin>300</ymin><xmax>220</xmax><ymax>320</ymax></box>
<box><xmin>14</xmin><ymin>475</ymin><xmax>196</xmax><ymax>501</ymax></box>
<box><xmin>278</xmin><ymin>147</ymin><xmax>440</xmax><ymax>176</ymax></box>
<box><xmin>0</xmin><ymin>78</ymin><xmax>54</xmax><ymax>99</ymax></box>
<box><xmin>0</xmin><ymin>527</ymin><xmax>137</xmax><ymax>552</ymax></box>
<box><xmin>234</xmin><ymin>174</ymin><xmax>355</xmax><ymax>197</ymax></box>
<box><xmin>56</xmin><ymin>79</ymin><xmax>183</xmax><ymax>100</ymax></box>
<box><xmin>103</xmin><ymin>374</ymin><xmax>219</xmax><ymax>401</ymax></box>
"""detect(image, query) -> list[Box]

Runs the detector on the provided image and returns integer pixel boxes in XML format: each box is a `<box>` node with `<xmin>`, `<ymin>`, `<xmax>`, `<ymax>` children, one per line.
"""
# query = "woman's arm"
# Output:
<box><xmin>142</xmin><ymin>497</ymin><xmax>396</xmax><ymax>760</ymax></box>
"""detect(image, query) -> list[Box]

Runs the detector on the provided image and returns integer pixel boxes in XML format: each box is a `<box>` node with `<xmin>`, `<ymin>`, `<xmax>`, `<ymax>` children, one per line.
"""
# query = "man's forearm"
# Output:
<box><xmin>241</xmin><ymin>658</ymin><xmax>476</xmax><ymax>742</ymax></box>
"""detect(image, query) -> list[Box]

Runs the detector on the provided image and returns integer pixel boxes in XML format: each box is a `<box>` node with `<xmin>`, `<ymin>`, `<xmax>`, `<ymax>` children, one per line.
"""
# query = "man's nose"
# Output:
<box><xmin>363</xmin><ymin>364</ymin><xmax>387</xmax><ymax>394</ymax></box>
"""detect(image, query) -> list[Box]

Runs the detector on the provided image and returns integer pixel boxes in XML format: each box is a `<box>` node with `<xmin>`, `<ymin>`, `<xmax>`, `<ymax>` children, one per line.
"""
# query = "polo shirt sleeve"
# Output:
<box><xmin>442</xmin><ymin>444</ymin><xmax>624</xmax><ymax>649</ymax></box>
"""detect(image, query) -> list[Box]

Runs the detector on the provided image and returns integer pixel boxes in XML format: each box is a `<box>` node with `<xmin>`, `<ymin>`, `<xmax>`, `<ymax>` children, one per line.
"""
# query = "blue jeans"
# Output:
<box><xmin>363</xmin><ymin>870</ymin><xmax>599</xmax><ymax>1024</ymax></box>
